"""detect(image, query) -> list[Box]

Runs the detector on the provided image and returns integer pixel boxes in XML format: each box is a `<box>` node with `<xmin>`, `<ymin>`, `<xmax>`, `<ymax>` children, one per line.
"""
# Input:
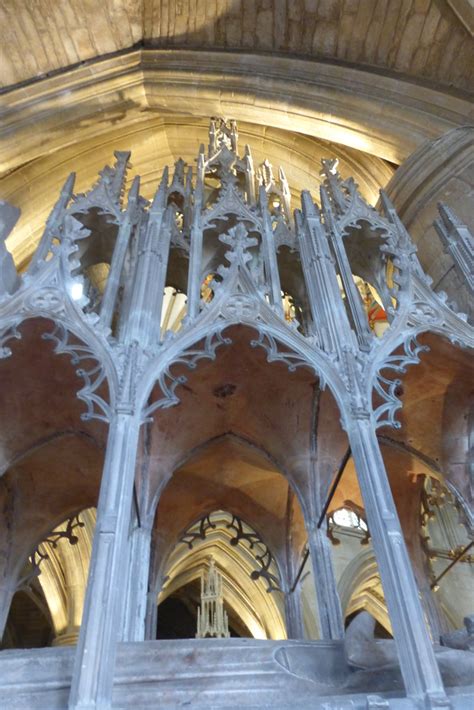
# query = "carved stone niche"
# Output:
<box><xmin>382</xmin><ymin>126</ymin><xmax>473</xmax><ymax>321</ymax></box>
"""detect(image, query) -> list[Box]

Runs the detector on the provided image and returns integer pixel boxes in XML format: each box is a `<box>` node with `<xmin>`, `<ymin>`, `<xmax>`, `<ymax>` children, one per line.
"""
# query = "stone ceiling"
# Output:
<box><xmin>1</xmin><ymin>0</ymin><xmax>473</xmax><ymax>93</ymax></box>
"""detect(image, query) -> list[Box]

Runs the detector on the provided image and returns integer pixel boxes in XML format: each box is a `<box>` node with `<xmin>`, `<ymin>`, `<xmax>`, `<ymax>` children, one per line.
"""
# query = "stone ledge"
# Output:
<box><xmin>1</xmin><ymin>639</ymin><xmax>472</xmax><ymax>709</ymax></box>
<box><xmin>1</xmin><ymin>50</ymin><xmax>473</xmax><ymax>173</ymax></box>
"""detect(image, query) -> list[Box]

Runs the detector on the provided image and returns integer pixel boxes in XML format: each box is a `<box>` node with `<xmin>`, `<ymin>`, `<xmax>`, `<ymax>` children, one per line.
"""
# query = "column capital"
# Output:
<box><xmin>349</xmin><ymin>407</ymin><xmax>371</xmax><ymax>421</ymax></box>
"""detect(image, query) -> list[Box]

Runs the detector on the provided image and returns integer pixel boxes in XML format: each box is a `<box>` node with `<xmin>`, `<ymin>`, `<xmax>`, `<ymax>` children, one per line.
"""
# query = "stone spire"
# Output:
<box><xmin>196</xmin><ymin>557</ymin><xmax>230</xmax><ymax>639</ymax></box>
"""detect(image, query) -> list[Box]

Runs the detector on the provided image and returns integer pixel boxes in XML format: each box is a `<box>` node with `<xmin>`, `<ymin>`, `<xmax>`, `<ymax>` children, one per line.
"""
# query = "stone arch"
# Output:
<box><xmin>34</xmin><ymin>507</ymin><xmax>96</xmax><ymax>646</ymax></box>
<box><xmin>139</xmin><ymin>321</ymin><xmax>347</xmax><ymax>428</ymax></box>
<box><xmin>157</xmin><ymin>510</ymin><xmax>287</xmax><ymax>640</ymax></box>
<box><xmin>151</xmin><ymin>431</ymin><xmax>309</xmax><ymax>571</ymax></box>
<box><xmin>373</xmin><ymin>331</ymin><xmax>473</xmax><ymax>499</ymax></box>
<box><xmin>0</xmin><ymin>318</ymin><xmax>106</xmax><ymax>643</ymax></box>
<box><xmin>147</xmin><ymin>422</ymin><xmax>314</xmax><ymax>642</ymax></box>
<box><xmin>337</xmin><ymin>548</ymin><xmax>390</xmax><ymax>634</ymax></box>
<box><xmin>0</xmin><ymin>314</ymin><xmax>116</xmax><ymax>419</ymax></box>
<box><xmin>3</xmin><ymin>50</ymin><xmax>470</xmax><ymax>185</ymax></box>
<box><xmin>148</xmin><ymin>431</ymin><xmax>306</xmax><ymax>525</ymax></box>
<box><xmin>2</xmin><ymin>507</ymin><xmax>96</xmax><ymax>649</ymax></box>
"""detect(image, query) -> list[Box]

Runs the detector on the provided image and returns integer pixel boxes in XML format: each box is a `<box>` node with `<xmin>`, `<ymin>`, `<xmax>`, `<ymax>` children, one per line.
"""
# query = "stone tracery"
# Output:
<box><xmin>0</xmin><ymin>114</ymin><xmax>472</xmax><ymax>709</ymax></box>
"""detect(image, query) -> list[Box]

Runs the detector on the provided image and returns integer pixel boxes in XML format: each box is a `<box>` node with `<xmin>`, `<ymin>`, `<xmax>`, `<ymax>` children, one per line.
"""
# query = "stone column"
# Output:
<box><xmin>144</xmin><ymin>588</ymin><xmax>158</xmax><ymax>640</ymax></box>
<box><xmin>143</xmin><ymin>533</ymin><xmax>162</xmax><ymax>640</ymax></box>
<box><xmin>122</xmin><ymin>523</ymin><xmax>152</xmax><ymax>642</ymax></box>
<box><xmin>348</xmin><ymin>414</ymin><xmax>449</xmax><ymax>707</ymax></box>
<box><xmin>307</xmin><ymin>522</ymin><xmax>344</xmax><ymax>640</ymax></box>
<box><xmin>284</xmin><ymin>586</ymin><xmax>305</xmax><ymax>639</ymax></box>
<box><xmin>68</xmin><ymin>410</ymin><xmax>141</xmax><ymax>710</ymax></box>
<box><xmin>0</xmin><ymin>580</ymin><xmax>14</xmax><ymax>642</ymax></box>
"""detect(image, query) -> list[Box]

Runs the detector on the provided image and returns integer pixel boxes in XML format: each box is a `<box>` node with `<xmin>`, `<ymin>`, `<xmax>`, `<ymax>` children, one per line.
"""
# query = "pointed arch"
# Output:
<box><xmin>158</xmin><ymin>510</ymin><xmax>287</xmax><ymax>640</ymax></box>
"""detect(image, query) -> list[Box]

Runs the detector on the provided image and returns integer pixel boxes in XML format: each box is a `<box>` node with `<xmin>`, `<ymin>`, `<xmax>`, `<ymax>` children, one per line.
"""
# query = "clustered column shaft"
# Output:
<box><xmin>69</xmin><ymin>411</ymin><xmax>141</xmax><ymax>710</ymax></box>
<box><xmin>347</xmin><ymin>415</ymin><xmax>448</xmax><ymax>706</ymax></box>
